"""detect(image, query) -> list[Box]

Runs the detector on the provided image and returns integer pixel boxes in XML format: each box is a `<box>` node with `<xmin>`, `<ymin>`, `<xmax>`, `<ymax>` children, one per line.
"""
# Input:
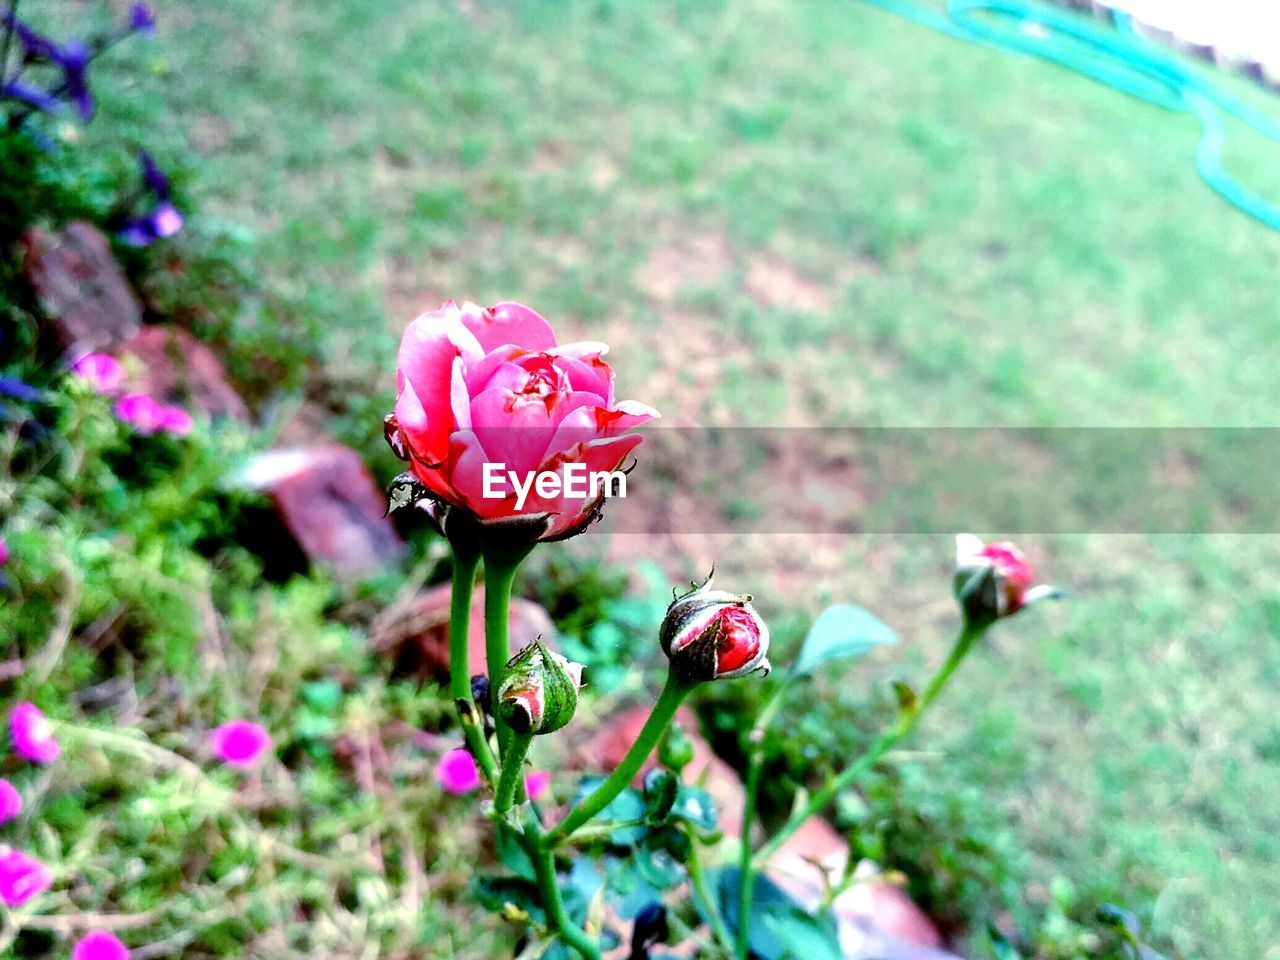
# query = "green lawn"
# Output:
<box><xmin>45</xmin><ymin>0</ymin><xmax>1280</xmax><ymax>956</ymax></box>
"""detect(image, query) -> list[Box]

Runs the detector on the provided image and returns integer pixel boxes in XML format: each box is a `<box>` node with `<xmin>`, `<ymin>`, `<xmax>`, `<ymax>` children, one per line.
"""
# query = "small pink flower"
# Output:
<box><xmin>525</xmin><ymin>769</ymin><xmax>551</xmax><ymax>801</ymax></box>
<box><xmin>73</xmin><ymin>929</ymin><xmax>130</xmax><ymax>960</ymax></box>
<box><xmin>71</xmin><ymin>354</ymin><xmax>125</xmax><ymax>395</ymax></box>
<box><xmin>0</xmin><ymin>536</ymin><xmax>8</xmax><ymax>568</ymax></box>
<box><xmin>114</xmin><ymin>394</ymin><xmax>164</xmax><ymax>434</ymax></box>
<box><xmin>436</xmin><ymin>747</ymin><xmax>480</xmax><ymax>795</ymax></box>
<box><xmin>0</xmin><ymin>848</ymin><xmax>51</xmax><ymax>907</ymax></box>
<box><xmin>210</xmin><ymin>720</ymin><xmax>272</xmax><ymax>768</ymax></box>
<box><xmin>0</xmin><ymin>780</ymin><xmax>21</xmax><ymax>824</ymax></box>
<box><xmin>154</xmin><ymin>405</ymin><xmax>193</xmax><ymax>437</ymax></box>
<box><xmin>9</xmin><ymin>702</ymin><xmax>60</xmax><ymax>765</ymax></box>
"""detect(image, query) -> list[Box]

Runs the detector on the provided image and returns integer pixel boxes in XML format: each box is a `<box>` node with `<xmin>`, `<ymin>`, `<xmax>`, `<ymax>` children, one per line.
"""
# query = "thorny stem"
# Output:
<box><xmin>482</xmin><ymin>541</ymin><xmax>534</xmax><ymax>760</ymax></box>
<box><xmin>448</xmin><ymin>547</ymin><xmax>498</xmax><ymax>787</ymax></box>
<box><xmin>541</xmin><ymin>671</ymin><xmax>692</xmax><ymax>849</ymax></box>
<box><xmin>493</xmin><ymin>730</ymin><xmax>532</xmax><ymax>815</ymax></box>
<box><xmin>751</xmin><ymin>621</ymin><xmax>986</xmax><ymax>870</ymax></box>
<box><xmin>521</xmin><ymin>812</ymin><xmax>601</xmax><ymax>960</ymax></box>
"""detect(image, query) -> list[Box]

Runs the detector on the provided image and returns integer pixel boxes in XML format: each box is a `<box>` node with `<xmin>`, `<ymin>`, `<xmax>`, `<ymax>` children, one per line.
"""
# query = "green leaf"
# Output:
<box><xmin>643</xmin><ymin>768</ymin><xmax>679</xmax><ymax>823</ymax></box>
<box><xmin>761</xmin><ymin>908</ymin><xmax>843</xmax><ymax>960</ymax></box>
<box><xmin>495</xmin><ymin>821</ymin><xmax>537</xmax><ymax>881</ymax></box>
<box><xmin>669</xmin><ymin>786</ymin><xmax>717</xmax><ymax>832</ymax></box>
<box><xmin>710</xmin><ymin>867</ymin><xmax>836</xmax><ymax>960</ymax></box>
<box><xmin>793</xmin><ymin>604</ymin><xmax>896</xmax><ymax>677</ymax></box>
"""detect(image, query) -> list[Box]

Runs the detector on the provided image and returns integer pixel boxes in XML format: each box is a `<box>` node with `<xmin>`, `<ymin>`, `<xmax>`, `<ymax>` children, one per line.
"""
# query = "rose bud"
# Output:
<box><xmin>954</xmin><ymin>534</ymin><xmax>1061</xmax><ymax>625</ymax></box>
<box><xmin>660</xmin><ymin>574</ymin><xmax>771</xmax><ymax>684</ymax></box>
<box><xmin>384</xmin><ymin>300</ymin><xmax>658</xmax><ymax>544</ymax></box>
<box><xmin>496</xmin><ymin>642</ymin><xmax>585</xmax><ymax>735</ymax></box>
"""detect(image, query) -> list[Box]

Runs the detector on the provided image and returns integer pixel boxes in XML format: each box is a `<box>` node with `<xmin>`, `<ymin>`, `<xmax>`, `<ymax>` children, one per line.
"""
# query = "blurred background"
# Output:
<box><xmin>3</xmin><ymin>1</ymin><xmax>1280</xmax><ymax>958</ymax></box>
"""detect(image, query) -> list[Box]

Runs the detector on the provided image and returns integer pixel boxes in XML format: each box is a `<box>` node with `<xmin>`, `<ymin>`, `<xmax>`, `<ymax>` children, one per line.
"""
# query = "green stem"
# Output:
<box><xmin>735</xmin><ymin>681</ymin><xmax>789</xmax><ymax>960</ymax></box>
<box><xmin>448</xmin><ymin>548</ymin><xmax>498</xmax><ymax>787</ymax></box>
<box><xmin>752</xmin><ymin>621</ymin><xmax>985</xmax><ymax>870</ymax></box>
<box><xmin>494</xmin><ymin>730</ymin><xmax>533</xmax><ymax>814</ymax></box>
<box><xmin>687</xmin><ymin>836</ymin><xmax>735</xmax><ymax>956</ymax></box>
<box><xmin>542</xmin><ymin>671</ymin><xmax>692</xmax><ymax>849</ymax></box>
<box><xmin>522</xmin><ymin>813</ymin><xmax>601</xmax><ymax>960</ymax></box>
<box><xmin>482</xmin><ymin>542</ymin><xmax>534</xmax><ymax>759</ymax></box>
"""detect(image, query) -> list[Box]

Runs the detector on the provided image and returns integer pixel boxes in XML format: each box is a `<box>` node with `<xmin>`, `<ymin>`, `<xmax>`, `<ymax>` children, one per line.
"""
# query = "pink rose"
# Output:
<box><xmin>385</xmin><ymin>300</ymin><xmax>657</xmax><ymax>542</ymax></box>
<box><xmin>73</xmin><ymin>929</ymin><xmax>130</xmax><ymax>960</ymax></box>
<box><xmin>0</xmin><ymin>848</ymin><xmax>51</xmax><ymax>907</ymax></box>
<box><xmin>210</xmin><ymin>720</ymin><xmax>272</xmax><ymax>768</ymax></box>
<box><xmin>9</xmin><ymin>702</ymin><xmax>60</xmax><ymax>765</ymax></box>
<box><xmin>71</xmin><ymin>353</ymin><xmax>125</xmax><ymax>395</ymax></box>
<box><xmin>954</xmin><ymin>534</ymin><xmax>1061</xmax><ymax>621</ymax></box>
<box><xmin>660</xmin><ymin>575</ymin><xmax>771</xmax><ymax>683</ymax></box>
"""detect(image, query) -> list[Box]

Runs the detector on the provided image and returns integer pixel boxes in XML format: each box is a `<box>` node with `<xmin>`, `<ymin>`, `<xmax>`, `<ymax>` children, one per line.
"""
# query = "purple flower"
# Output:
<box><xmin>71</xmin><ymin>353</ymin><xmax>125</xmax><ymax>395</ymax></box>
<box><xmin>9</xmin><ymin>702</ymin><xmax>59</xmax><ymax>765</ymax></box>
<box><xmin>0</xmin><ymin>849</ymin><xmax>51</xmax><ymax>907</ymax></box>
<box><xmin>138</xmin><ymin>150</ymin><xmax>171</xmax><ymax>198</ymax></box>
<box><xmin>73</xmin><ymin>929</ymin><xmax>130</xmax><ymax>960</ymax></box>
<box><xmin>117</xmin><ymin>153</ymin><xmax>183</xmax><ymax>246</ymax></box>
<box><xmin>127</xmin><ymin>3</ymin><xmax>156</xmax><ymax>36</ymax></box>
<box><xmin>53</xmin><ymin>38</ymin><xmax>93</xmax><ymax>120</ymax></box>
<box><xmin>0</xmin><ymin>375</ymin><xmax>42</xmax><ymax>403</ymax></box>
<box><xmin>0</xmin><ymin>779</ymin><xmax>21</xmax><ymax>825</ymax></box>
<box><xmin>3</xmin><ymin>13</ymin><xmax>59</xmax><ymax>61</ymax></box>
<box><xmin>210</xmin><ymin>720</ymin><xmax>272</xmax><ymax>768</ymax></box>
<box><xmin>1</xmin><ymin>79</ymin><xmax>62</xmax><ymax>113</ymax></box>
<box><xmin>435</xmin><ymin>747</ymin><xmax>480</xmax><ymax>795</ymax></box>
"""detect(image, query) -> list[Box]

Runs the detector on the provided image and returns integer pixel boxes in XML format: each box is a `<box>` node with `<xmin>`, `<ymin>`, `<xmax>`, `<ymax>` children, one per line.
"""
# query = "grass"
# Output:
<box><xmin>18</xmin><ymin>0</ymin><xmax>1280</xmax><ymax>957</ymax></box>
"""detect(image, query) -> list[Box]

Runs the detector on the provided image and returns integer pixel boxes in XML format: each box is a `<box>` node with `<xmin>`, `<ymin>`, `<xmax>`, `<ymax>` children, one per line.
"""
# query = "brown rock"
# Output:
<box><xmin>369</xmin><ymin>581</ymin><xmax>557</xmax><ymax>681</ymax></box>
<box><xmin>117</xmin><ymin>326</ymin><xmax>250</xmax><ymax>420</ymax></box>
<box><xmin>239</xmin><ymin>445</ymin><xmax>403</xmax><ymax>583</ymax></box>
<box><xmin>24</xmin><ymin>221</ymin><xmax>142</xmax><ymax>351</ymax></box>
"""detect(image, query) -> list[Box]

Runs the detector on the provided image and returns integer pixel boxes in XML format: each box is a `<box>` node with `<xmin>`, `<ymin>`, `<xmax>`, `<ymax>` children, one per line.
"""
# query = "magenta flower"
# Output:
<box><xmin>436</xmin><ymin>747</ymin><xmax>480</xmax><ymax>795</ymax></box>
<box><xmin>0</xmin><ymin>779</ymin><xmax>21</xmax><ymax>824</ymax></box>
<box><xmin>210</xmin><ymin>720</ymin><xmax>272</xmax><ymax>768</ymax></box>
<box><xmin>71</xmin><ymin>353</ymin><xmax>125</xmax><ymax>395</ymax></box>
<box><xmin>525</xmin><ymin>769</ymin><xmax>551</xmax><ymax>801</ymax></box>
<box><xmin>9</xmin><ymin>702</ymin><xmax>60</xmax><ymax>765</ymax></box>
<box><xmin>0</xmin><ymin>848</ymin><xmax>51</xmax><ymax>907</ymax></box>
<box><xmin>0</xmin><ymin>536</ymin><xmax>8</xmax><ymax>568</ymax></box>
<box><xmin>73</xmin><ymin>929</ymin><xmax>130</xmax><ymax>960</ymax></box>
<box><xmin>153</xmin><ymin>405</ymin><xmax>193</xmax><ymax>437</ymax></box>
<box><xmin>113</xmin><ymin>394</ymin><xmax>193</xmax><ymax>437</ymax></box>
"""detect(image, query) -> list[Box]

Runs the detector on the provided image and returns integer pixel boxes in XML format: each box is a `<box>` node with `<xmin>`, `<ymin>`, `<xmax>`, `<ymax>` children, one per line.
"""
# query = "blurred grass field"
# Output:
<box><xmin>45</xmin><ymin>0</ymin><xmax>1280</xmax><ymax>956</ymax></box>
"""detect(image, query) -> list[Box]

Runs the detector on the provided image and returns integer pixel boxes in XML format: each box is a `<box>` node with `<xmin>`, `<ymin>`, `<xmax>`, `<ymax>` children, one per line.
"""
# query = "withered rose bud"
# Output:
<box><xmin>496</xmin><ymin>641</ymin><xmax>584</xmax><ymax>735</ymax></box>
<box><xmin>660</xmin><ymin>573</ymin><xmax>771</xmax><ymax>684</ymax></box>
<box><xmin>954</xmin><ymin>534</ymin><xmax>1061</xmax><ymax>625</ymax></box>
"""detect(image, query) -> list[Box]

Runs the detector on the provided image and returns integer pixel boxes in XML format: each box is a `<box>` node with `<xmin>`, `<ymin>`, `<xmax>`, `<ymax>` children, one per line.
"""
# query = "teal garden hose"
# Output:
<box><xmin>859</xmin><ymin>0</ymin><xmax>1280</xmax><ymax>232</ymax></box>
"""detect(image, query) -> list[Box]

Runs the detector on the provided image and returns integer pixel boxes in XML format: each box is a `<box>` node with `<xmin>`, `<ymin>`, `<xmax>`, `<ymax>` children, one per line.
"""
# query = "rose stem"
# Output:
<box><xmin>481</xmin><ymin>541</ymin><xmax>535</xmax><ymax>760</ymax></box>
<box><xmin>494</xmin><ymin>730</ymin><xmax>533</xmax><ymax>815</ymax></box>
<box><xmin>751</xmin><ymin>621</ymin><xmax>986</xmax><ymax>870</ymax></box>
<box><xmin>521</xmin><ymin>811</ymin><xmax>602</xmax><ymax>960</ymax></box>
<box><xmin>541</xmin><ymin>670</ymin><xmax>692</xmax><ymax>849</ymax></box>
<box><xmin>448</xmin><ymin>545</ymin><xmax>498</xmax><ymax>786</ymax></box>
